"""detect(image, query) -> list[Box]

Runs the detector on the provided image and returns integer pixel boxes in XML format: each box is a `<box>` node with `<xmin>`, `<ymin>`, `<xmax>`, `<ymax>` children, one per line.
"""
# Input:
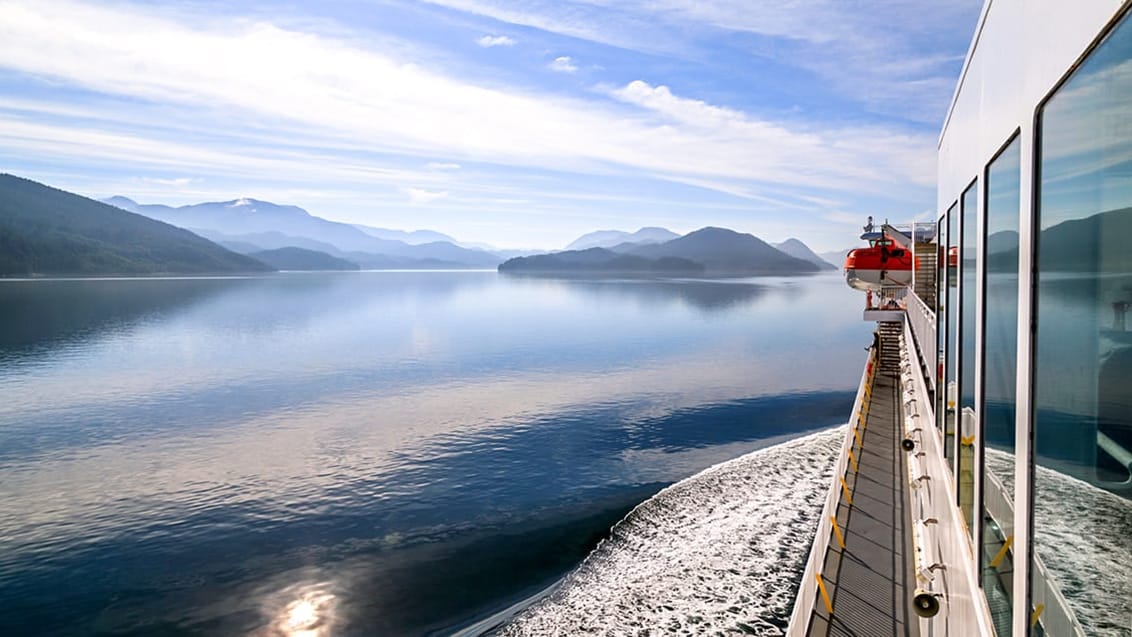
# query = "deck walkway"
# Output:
<box><xmin>807</xmin><ymin>323</ymin><xmax>918</xmax><ymax>637</ymax></box>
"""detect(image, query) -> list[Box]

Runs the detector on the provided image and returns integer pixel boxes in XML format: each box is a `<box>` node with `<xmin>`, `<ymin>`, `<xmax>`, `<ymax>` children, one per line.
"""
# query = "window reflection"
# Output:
<box><xmin>1033</xmin><ymin>11</ymin><xmax>1132</xmax><ymax>634</ymax></box>
<box><xmin>980</xmin><ymin>136</ymin><xmax>1020</xmax><ymax>635</ymax></box>
<box><xmin>937</xmin><ymin>214</ymin><xmax>949</xmax><ymax>435</ymax></box>
<box><xmin>946</xmin><ymin>202</ymin><xmax>959</xmax><ymax>472</ymax></box>
<box><xmin>958</xmin><ymin>182</ymin><xmax>978</xmax><ymax>534</ymax></box>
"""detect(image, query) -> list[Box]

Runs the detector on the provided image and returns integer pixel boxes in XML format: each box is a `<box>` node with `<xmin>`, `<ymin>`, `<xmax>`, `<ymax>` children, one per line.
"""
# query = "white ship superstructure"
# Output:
<box><xmin>790</xmin><ymin>1</ymin><xmax>1132</xmax><ymax>635</ymax></box>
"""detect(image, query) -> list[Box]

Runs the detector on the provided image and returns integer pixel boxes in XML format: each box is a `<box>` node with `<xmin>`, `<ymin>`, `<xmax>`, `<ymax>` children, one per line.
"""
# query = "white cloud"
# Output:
<box><xmin>422</xmin><ymin>0</ymin><xmax>978</xmax><ymax>123</ymax></box>
<box><xmin>547</xmin><ymin>56</ymin><xmax>578</xmax><ymax>73</ymax></box>
<box><xmin>476</xmin><ymin>34</ymin><xmax>516</xmax><ymax>47</ymax></box>
<box><xmin>426</xmin><ymin>162</ymin><xmax>462</xmax><ymax>170</ymax></box>
<box><xmin>406</xmin><ymin>187</ymin><xmax>449</xmax><ymax>204</ymax></box>
<box><xmin>0</xmin><ymin>0</ymin><xmax>937</xmax><ymax>215</ymax></box>
<box><xmin>141</xmin><ymin>176</ymin><xmax>194</xmax><ymax>188</ymax></box>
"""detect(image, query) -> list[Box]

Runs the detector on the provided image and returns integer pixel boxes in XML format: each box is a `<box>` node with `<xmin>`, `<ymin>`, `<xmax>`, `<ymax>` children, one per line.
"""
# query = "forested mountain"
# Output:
<box><xmin>498</xmin><ymin>247</ymin><xmax>703</xmax><ymax>274</ymax></box>
<box><xmin>0</xmin><ymin>175</ymin><xmax>271</xmax><ymax>276</ymax></box>
<box><xmin>247</xmin><ymin>247</ymin><xmax>360</xmax><ymax>271</ymax></box>
<box><xmin>626</xmin><ymin>227</ymin><xmax>821</xmax><ymax>274</ymax></box>
<box><xmin>501</xmin><ymin>227</ymin><xmax>820</xmax><ymax>275</ymax></box>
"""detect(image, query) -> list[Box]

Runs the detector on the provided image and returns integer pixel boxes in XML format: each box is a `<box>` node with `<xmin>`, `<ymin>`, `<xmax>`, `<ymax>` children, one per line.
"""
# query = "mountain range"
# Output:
<box><xmin>0</xmin><ymin>175</ymin><xmax>271</xmax><ymax>276</ymax></box>
<box><xmin>564</xmin><ymin>227</ymin><xmax>680</xmax><ymax>251</ymax></box>
<box><xmin>102</xmin><ymin>196</ymin><xmax>501</xmax><ymax>269</ymax></box>
<box><xmin>501</xmin><ymin>227</ymin><xmax>823</xmax><ymax>276</ymax></box>
<box><xmin>0</xmin><ymin>173</ymin><xmax>838</xmax><ymax>278</ymax></box>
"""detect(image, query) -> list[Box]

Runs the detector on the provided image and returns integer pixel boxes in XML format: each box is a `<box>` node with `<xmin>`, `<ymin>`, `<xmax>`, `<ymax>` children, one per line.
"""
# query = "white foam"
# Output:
<box><xmin>497</xmin><ymin>427</ymin><xmax>843</xmax><ymax>636</ymax></box>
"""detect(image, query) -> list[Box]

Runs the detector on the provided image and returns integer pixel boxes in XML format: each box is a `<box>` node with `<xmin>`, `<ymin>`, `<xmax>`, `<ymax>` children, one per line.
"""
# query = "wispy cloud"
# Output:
<box><xmin>406</xmin><ymin>187</ymin><xmax>449</xmax><ymax>204</ymax></box>
<box><xmin>0</xmin><ymin>2</ymin><xmax>934</xmax><ymax>191</ymax></box>
<box><xmin>0</xmin><ymin>0</ymin><xmax>973</xmax><ymax>249</ymax></box>
<box><xmin>547</xmin><ymin>56</ymin><xmax>578</xmax><ymax>73</ymax></box>
<box><xmin>422</xmin><ymin>0</ymin><xmax>978</xmax><ymax>122</ymax></box>
<box><xmin>476</xmin><ymin>34</ymin><xmax>515</xmax><ymax>47</ymax></box>
<box><xmin>427</xmin><ymin>162</ymin><xmax>462</xmax><ymax>170</ymax></box>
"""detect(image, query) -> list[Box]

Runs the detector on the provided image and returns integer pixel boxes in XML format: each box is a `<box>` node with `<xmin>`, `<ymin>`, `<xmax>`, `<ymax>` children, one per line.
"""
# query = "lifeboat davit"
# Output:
<box><xmin>844</xmin><ymin>231</ymin><xmax>919</xmax><ymax>291</ymax></box>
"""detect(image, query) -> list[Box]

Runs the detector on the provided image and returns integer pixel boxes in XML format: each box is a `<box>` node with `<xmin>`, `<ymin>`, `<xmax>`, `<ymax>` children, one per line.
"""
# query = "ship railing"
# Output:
<box><xmin>904</xmin><ymin>286</ymin><xmax>937</xmax><ymax>394</ymax></box>
<box><xmin>899</xmin><ymin>319</ymin><xmax>997</xmax><ymax>635</ymax></box>
<box><xmin>784</xmin><ymin>346</ymin><xmax>875</xmax><ymax>636</ymax></box>
<box><xmin>866</xmin><ymin>285</ymin><xmax>907</xmax><ymax>310</ymax></box>
<box><xmin>986</xmin><ymin>461</ymin><xmax>1086</xmax><ymax>636</ymax></box>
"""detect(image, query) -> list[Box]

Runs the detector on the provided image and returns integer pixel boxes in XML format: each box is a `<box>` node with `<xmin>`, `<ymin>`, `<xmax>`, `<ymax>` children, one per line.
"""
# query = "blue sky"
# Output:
<box><xmin>0</xmin><ymin>0</ymin><xmax>982</xmax><ymax>250</ymax></box>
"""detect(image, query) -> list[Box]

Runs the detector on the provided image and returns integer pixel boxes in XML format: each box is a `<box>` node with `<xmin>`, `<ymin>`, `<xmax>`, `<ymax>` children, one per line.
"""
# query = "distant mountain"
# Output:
<box><xmin>499</xmin><ymin>247</ymin><xmax>703</xmax><ymax>274</ymax></box>
<box><xmin>501</xmin><ymin>227</ymin><xmax>820</xmax><ymax>276</ymax></box>
<box><xmin>565</xmin><ymin>227</ymin><xmax>680</xmax><ymax>251</ymax></box>
<box><xmin>0</xmin><ymin>175</ymin><xmax>272</xmax><ymax>276</ymax></box>
<box><xmin>191</xmin><ymin>229</ymin><xmax>344</xmax><ymax>255</ymax></box>
<box><xmin>103</xmin><ymin>196</ymin><xmax>502</xmax><ymax>268</ymax></box>
<box><xmin>773</xmin><ymin>238</ymin><xmax>838</xmax><ymax>270</ymax></box>
<box><xmin>987</xmin><ymin>230</ymin><xmax>1019</xmax><ymax>255</ymax></box>
<box><xmin>626</xmin><ymin>227</ymin><xmax>821</xmax><ymax>274</ymax></box>
<box><xmin>990</xmin><ymin>207</ymin><xmax>1132</xmax><ymax>272</ymax></box>
<box><xmin>352</xmin><ymin>224</ymin><xmax>457</xmax><ymax>246</ymax></box>
<box><xmin>248</xmin><ymin>247</ymin><xmax>360</xmax><ymax>271</ymax></box>
<box><xmin>818</xmin><ymin>248</ymin><xmax>853</xmax><ymax>267</ymax></box>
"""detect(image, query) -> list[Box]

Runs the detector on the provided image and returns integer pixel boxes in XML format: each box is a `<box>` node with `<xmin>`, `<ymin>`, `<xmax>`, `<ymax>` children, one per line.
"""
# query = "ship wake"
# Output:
<box><xmin>497</xmin><ymin>427</ymin><xmax>843</xmax><ymax>636</ymax></box>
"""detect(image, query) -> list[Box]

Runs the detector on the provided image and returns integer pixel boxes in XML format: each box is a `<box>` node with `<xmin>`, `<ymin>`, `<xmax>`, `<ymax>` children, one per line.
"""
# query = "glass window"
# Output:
<box><xmin>980</xmin><ymin>135</ymin><xmax>1020</xmax><ymax>635</ymax></box>
<box><xmin>946</xmin><ymin>201</ymin><xmax>959</xmax><ymax>472</ymax></box>
<box><xmin>959</xmin><ymin>181</ymin><xmax>978</xmax><ymax>531</ymax></box>
<box><xmin>937</xmin><ymin>207</ymin><xmax>954</xmax><ymax>437</ymax></box>
<box><xmin>1032</xmin><ymin>11</ymin><xmax>1132</xmax><ymax>634</ymax></box>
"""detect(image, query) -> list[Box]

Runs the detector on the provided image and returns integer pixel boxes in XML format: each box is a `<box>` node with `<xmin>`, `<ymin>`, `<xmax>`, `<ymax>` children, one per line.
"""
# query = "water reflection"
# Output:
<box><xmin>0</xmin><ymin>271</ymin><xmax>868</xmax><ymax>635</ymax></box>
<box><xmin>262</xmin><ymin>582</ymin><xmax>339</xmax><ymax>637</ymax></box>
<box><xmin>501</xmin><ymin>274</ymin><xmax>781</xmax><ymax>312</ymax></box>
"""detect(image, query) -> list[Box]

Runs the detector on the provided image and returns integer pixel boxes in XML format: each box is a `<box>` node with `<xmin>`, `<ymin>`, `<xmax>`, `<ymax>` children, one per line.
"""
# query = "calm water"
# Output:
<box><xmin>0</xmin><ymin>271</ymin><xmax>869</xmax><ymax>636</ymax></box>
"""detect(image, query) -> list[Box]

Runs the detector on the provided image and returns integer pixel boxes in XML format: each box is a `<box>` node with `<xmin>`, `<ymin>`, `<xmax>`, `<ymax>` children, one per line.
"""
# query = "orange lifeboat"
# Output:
<box><xmin>844</xmin><ymin>231</ymin><xmax>919</xmax><ymax>291</ymax></box>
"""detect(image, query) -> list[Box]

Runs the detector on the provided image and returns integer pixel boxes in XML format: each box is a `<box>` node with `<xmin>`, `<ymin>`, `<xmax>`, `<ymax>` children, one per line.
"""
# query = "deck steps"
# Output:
<box><xmin>913</xmin><ymin>242</ymin><xmax>936</xmax><ymax>309</ymax></box>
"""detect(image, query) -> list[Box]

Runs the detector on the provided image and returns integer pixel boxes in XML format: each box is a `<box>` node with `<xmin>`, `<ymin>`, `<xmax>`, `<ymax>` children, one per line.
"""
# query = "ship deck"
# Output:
<box><xmin>806</xmin><ymin>323</ymin><xmax>918</xmax><ymax>636</ymax></box>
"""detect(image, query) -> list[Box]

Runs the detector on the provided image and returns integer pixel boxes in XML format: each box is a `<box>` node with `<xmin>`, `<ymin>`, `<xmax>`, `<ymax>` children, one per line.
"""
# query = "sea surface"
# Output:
<box><xmin>0</xmin><ymin>271</ymin><xmax>871</xmax><ymax>636</ymax></box>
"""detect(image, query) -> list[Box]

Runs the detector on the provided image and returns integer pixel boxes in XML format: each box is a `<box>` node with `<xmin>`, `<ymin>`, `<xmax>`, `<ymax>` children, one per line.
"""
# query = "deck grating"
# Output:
<box><xmin>807</xmin><ymin>324</ymin><xmax>918</xmax><ymax>637</ymax></box>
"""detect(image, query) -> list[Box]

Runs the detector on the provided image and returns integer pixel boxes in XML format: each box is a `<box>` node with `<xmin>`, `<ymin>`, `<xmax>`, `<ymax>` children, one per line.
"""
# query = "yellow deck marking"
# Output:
<box><xmin>816</xmin><ymin>573</ymin><xmax>834</xmax><ymax>615</ymax></box>
<box><xmin>831</xmin><ymin>515</ymin><xmax>846</xmax><ymax>549</ymax></box>
<box><xmin>848</xmin><ymin>448</ymin><xmax>859</xmax><ymax>473</ymax></box>
<box><xmin>840</xmin><ymin>476</ymin><xmax>853</xmax><ymax>506</ymax></box>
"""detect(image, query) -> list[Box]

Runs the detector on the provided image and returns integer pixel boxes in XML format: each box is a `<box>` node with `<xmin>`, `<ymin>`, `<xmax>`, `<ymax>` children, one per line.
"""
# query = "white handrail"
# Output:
<box><xmin>785</xmin><ymin>348</ymin><xmax>874</xmax><ymax>636</ymax></box>
<box><xmin>905</xmin><ymin>287</ymin><xmax>937</xmax><ymax>394</ymax></box>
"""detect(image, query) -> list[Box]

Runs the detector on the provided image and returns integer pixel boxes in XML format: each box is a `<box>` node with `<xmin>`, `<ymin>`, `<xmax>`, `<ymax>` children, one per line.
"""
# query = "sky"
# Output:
<box><xmin>0</xmin><ymin>0</ymin><xmax>984</xmax><ymax>250</ymax></box>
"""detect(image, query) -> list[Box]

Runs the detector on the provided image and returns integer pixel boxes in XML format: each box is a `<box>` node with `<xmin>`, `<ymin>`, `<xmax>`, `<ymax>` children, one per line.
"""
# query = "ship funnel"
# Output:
<box><xmin>911</xmin><ymin>589</ymin><xmax>940</xmax><ymax>618</ymax></box>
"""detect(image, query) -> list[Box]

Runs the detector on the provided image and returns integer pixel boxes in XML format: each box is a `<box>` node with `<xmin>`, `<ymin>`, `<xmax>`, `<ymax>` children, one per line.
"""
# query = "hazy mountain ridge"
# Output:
<box><xmin>352</xmin><ymin>224</ymin><xmax>457</xmax><ymax>246</ymax></box>
<box><xmin>502</xmin><ymin>227</ymin><xmax>821</xmax><ymax>275</ymax></box>
<box><xmin>103</xmin><ymin>196</ymin><xmax>502</xmax><ymax>268</ymax></box>
<box><xmin>773</xmin><ymin>238</ymin><xmax>838</xmax><ymax>270</ymax></box>
<box><xmin>818</xmin><ymin>248</ymin><xmax>853</xmax><ymax>267</ymax></box>
<box><xmin>565</xmin><ymin>227</ymin><xmax>680</xmax><ymax>251</ymax></box>
<box><xmin>0</xmin><ymin>175</ymin><xmax>272</xmax><ymax>276</ymax></box>
<box><xmin>248</xmin><ymin>247</ymin><xmax>360</xmax><ymax>271</ymax></box>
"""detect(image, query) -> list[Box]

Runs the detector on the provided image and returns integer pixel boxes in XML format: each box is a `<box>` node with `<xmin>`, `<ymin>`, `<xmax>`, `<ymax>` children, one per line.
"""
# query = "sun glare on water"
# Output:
<box><xmin>267</xmin><ymin>585</ymin><xmax>338</xmax><ymax>637</ymax></box>
<box><xmin>286</xmin><ymin>599</ymin><xmax>318</xmax><ymax>630</ymax></box>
